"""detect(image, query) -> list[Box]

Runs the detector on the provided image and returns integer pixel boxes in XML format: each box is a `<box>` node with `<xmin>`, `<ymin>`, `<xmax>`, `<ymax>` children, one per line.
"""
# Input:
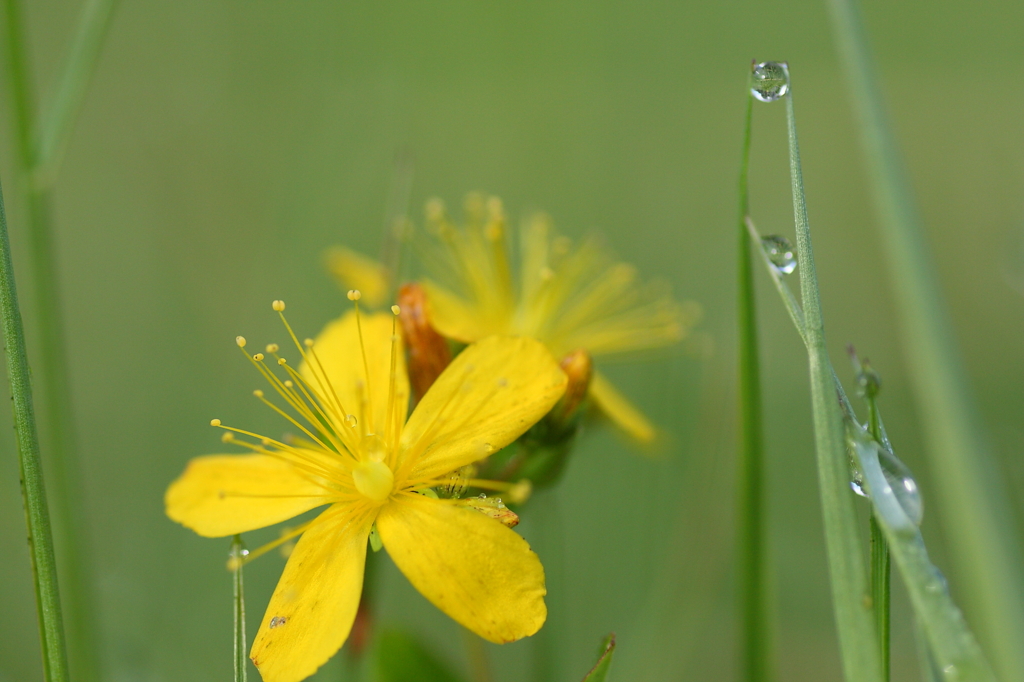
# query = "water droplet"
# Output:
<box><xmin>848</xmin><ymin>424</ymin><xmax>923</xmax><ymax>529</ymax></box>
<box><xmin>878</xmin><ymin>445</ymin><xmax>923</xmax><ymax>526</ymax></box>
<box><xmin>269</xmin><ymin>616</ymin><xmax>287</xmax><ymax>629</ymax></box>
<box><xmin>943</xmin><ymin>664</ymin><xmax>959</xmax><ymax>681</ymax></box>
<box><xmin>751</xmin><ymin>61</ymin><xmax>790</xmax><ymax>102</ymax></box>
<box><xmin>857</xmin><ymin>366</ymin><xmax>882</xmax><ymax>399</ymax></box>
<box><xmin>850</xmin><ymin>479</ymin><xmax>868</xmax><ymax>497</ymax></box>
<box><xmin>761</xmin><ymin>235</ymin><xmax>797</xmax><ymax>275</ymax></box>
<box><xmin>346</xmin><ymin>414</ymin><xmax>357</xmax><ymax>428</ymax></box>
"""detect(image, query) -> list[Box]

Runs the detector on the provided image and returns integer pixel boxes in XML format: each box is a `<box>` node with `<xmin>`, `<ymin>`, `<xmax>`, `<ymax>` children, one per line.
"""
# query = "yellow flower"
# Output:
<box><xmin>420</xmin><ymin>194</ymin><xmax>699</xmax><ymax>443</ymax></box>
<box><xmin>165</xmin><ymin>300</ymin><xmax>567</xmax><ymax>682</ymax></box>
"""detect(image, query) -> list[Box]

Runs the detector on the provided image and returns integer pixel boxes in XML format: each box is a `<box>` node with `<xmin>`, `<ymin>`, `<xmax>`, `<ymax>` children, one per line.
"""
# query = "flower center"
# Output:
<box><xmin>353</xmin><ymin>459</ymin><xmax>394</xmax><ymax>502</ymax></box>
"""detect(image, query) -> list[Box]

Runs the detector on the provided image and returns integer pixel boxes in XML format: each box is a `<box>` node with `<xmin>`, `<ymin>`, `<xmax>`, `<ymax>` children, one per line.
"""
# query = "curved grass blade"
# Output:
<box><xmin>784</xmin><ymin>86</ymin><xmax>883</xmax><ymax>682</ymax></box>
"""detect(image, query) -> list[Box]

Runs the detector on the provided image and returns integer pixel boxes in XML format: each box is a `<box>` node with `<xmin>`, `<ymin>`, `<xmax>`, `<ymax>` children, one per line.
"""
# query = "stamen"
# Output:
<box><xmin>272</xmin><ymin>300</ymin><xmax>285</xmax><ymax>312</ymax></box>
<box><xmin>210</xmin><ymin>419</ymin><xmax>221</xmax><ymax>427</ymax></box>
<box><xmin>383</xmin><ymin>311</ymin><xmax>401</xmax><ymax>457</ymax></box>
<box><xmin>227</xmin><ymin>519</ymin><xmax>313</xmax><ymax>570</ymax></box>
<box><xmin>350</xmin><ymin>294</ymin><xmax>376</xmax><ymax>434</ymax></box>
<box><xmin>266</xmin><ymin>343</ymin><xmax>279</xmax><ymax>353</ymax></box>
<box><xmin>236</xmin><ymin>336</ymin><xmax>246</xmax><ymax>348</ymax></box>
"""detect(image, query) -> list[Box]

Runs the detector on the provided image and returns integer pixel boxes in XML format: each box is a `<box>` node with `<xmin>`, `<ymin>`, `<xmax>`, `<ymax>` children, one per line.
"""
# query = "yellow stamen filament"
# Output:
<box><xmin>227</xmin><ymin>519</ymin><xmax>313</xmax><ymax>570</ymax></box>
<box><xmin>350</xmin><ymin>295</ymin><xmax>376</xmax><ymax>435</ymax></box>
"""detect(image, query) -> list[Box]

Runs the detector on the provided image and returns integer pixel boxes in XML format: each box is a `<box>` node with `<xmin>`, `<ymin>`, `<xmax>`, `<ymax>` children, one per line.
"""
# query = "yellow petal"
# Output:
<box><xmin>588</xmin><ymin>371</ymin><xmax>657</xmax><ymax>444</ymax></box>
<box><xmin>250</xmin><ymin>503</ymin><xmax>374</xmax><ymax>682</ymax></box>
<box><xmin>398</xmin><ymin>336</ymin><xmax>566</xmax><ymax>482</ymax></box>
<box><xmin>377</xmin><ymin>494</ymin><xmax>545</xmax><ymax>643</ymax></box>
<box><xmin>325</xmin><ymin>247</ymin><xmax>390</xmax><ymax>309</ymax></box>
<box><xmin>421</xmin><ymin>280</ymin><xmax>498</xmax><ymax>343</ymax></box>
<box><xmin>300</xmin><ymin>309</ymin><xmax>409</xmax><ymax>441</ymax></box>
<box><xmin>165</xmin><ymin>454</ymin><xmax>333</xmax><ymax>537</ymax></box>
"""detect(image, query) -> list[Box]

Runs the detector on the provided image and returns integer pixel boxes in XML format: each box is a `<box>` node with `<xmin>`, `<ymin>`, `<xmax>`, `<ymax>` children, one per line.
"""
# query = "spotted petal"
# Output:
<box><xmin>398</xmin><ymin>336</ymin><xmax>566</xmax><ymax>482</ymax></box>
<box><xmin>377</xmin><ymin>494</ymin><xmax>546</xmax><ymax>643</ymax></box>
<box><xmin>250</xmin><ymin>503</ymin><xmax>374</xmax><ymax>682</ymax></box>
<box><xmin>165</xmin><ymin>454</ymin><xmax>334</xmax><ymax>537</ymax></box>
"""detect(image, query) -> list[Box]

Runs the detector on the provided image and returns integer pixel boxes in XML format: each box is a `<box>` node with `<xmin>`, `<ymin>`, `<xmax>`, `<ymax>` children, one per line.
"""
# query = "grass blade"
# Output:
<box><xmin>784</xmin><ymin>86</ymin><xmax>882</xmax><ymax>682</ymax></box>
<box><xmin>0</xmin><ymin>173</ymin><xmax>70</xmax><ymax>682</ymax></box>
<box><xmin>736</xmin><ymin>91</ymin><xmax>772</xmax><ymax>682</ymax></box>
<box><xmin>825</xmin><ymin>2</ymin><xmax>1024</xmax><ymax>677</ymax></box>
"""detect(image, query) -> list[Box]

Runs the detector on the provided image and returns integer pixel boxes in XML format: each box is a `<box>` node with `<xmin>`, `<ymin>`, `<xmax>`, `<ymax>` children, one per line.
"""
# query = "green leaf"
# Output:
<box><xmin>375</xmin><ymin>630</ymin><xmax>466</xmax><ymax>682</ymax></box>
<box><xmin>580</xmin><ymin>634</ymin><xmax>616</xmax><ymax>682</ymax></box>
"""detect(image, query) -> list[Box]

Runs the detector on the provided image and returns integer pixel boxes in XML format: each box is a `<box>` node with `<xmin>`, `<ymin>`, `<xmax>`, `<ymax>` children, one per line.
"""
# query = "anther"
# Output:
<box><xmin>210</xmin><ymin>419</ymin><xmax>222</xmax><ymax>427</ymax></box>
<box><xmin>277</xmin><ymin>358</ymin><xmax>287</xmax><ymax>365</ymax></box>
<box><xmin>235</xmin><ymin>336</ymin><xmax>247</xmax><ymax>348</ymax></box>
<box><xmin>283</xmin><ymin>380</ymin><xmax>293</xmax><ymax>388</ymax></box>
<box><xmin>253</xmin><ymin>353</ymin><xmax>265</xmax><ymax>362</ymax></box>
<box><xmin>391</xmin><ymin>305</ymin><xmax>400</xmax><ymax>315</ymax></box>
<box><xmin>253</xmin><ymin>390</ymin><xmax>264</xmax><ymax>398</ymax></box>
<box><xmin>347</xmin><ymin>289</ymin><xmax>362</xmax><ymax>301</ymax></box>
<box><xmin>260</xmin><ymin>438</ymin><xmax>271</xmax><ymax>446</ymax></box>
<box><xmin>265</xmin><ymin>343</ymin><xmax>279</xmax><ymax>353</ymax></box>
<box><xmin>221</xmin><ymin>432</ymin><xmax>235</xmax><ymax>443</ymax></box>
<box><xmin>303</xmin><ymin>338</ymin><xmax>314</xmax><ymax>348</ymax></box>
<box><xmin>272</xmin><ymin>300</ymin><xmax>285</xmax><ymax>312</ymax></box>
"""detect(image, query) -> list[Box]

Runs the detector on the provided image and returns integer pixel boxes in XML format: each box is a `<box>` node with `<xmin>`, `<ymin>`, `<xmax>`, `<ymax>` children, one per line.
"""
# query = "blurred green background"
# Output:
<box><xmin>1</xmin><ymin>1</ymin><xmax>1022</xmax><ymax>680</ymax></box>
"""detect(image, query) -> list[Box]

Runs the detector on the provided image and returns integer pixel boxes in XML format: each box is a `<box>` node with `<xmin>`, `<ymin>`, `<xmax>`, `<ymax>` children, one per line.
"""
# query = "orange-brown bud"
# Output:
<box><xmin>397</xmin><ymin>282</ymin><xmax>452</xmax><ymax>402</ymax></box>
<box><xmin>551</xmin><ymin>349</ymin><xmax>593</xmax><ymax>425</ymax></box>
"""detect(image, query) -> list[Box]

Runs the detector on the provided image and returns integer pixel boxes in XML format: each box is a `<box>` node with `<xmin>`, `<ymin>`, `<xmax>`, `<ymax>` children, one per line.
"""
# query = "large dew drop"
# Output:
<box><xmin>848</xmin><ymin>425</ymin><xmax>923</xmax><ymax>530</ymax></box>
<box><xmin>751</xmin><ymin>61</ymin><xmax>790</xmax><ymax>102</ymax></box>
<box><xmin>761</xmin><ymin>235</ymin><xmax>797</xmax><ymax>275</ymax></box>
<box><xmin>877</xmin><ymin>444</ymin><xmax>923</xmax><ymax>526</ymax></box>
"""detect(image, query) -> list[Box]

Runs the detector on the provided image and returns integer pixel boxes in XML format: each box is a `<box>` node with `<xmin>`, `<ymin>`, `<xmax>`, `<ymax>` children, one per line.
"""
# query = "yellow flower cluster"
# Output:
<box><xmin>165</xmin><ymin>195</ymin><xmax>693</xmax><ymax>682</ymax></box>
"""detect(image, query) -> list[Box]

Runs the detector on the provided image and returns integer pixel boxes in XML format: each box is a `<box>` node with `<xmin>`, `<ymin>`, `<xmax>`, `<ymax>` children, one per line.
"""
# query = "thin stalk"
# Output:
<box><xmin>231</xmin><ymin>536</ymin><xmax>248</xmax><ymax>682</ymax></box>
<box><xmin>2</xmin><ymin>1</ymin><xmax>109</xmax><ymax>679</ymax></box>
<box><xmin>869</xmin><ymin>519</ymin><xmax>889</xmax><ymax>679</ymax></box>
<box><xmin>826</xmin><ymin>2</ymin><xmax>1024</xmax><ymax>678</ymax></box>
<box><xmin>34</xmin><ymin>0</ymin><xmax>119</xmax><ymax>187</ymax></box>
<box><xmin>736</xmin><ymin>92</ymin><xmax>771</xmax><ymax>682</ymax></box>
<box><xmin>864</xmin><ymin>388</ymin><xmax>889</xmax><ymax>681</ymax></box>
<box><xmin>462</xmin><ymin>630</ymin><xmax>493</xmax><ymax>682</ymax></box>
<box><xmin>0</xmin><ymin>173</ymin><xmax>70</xmax><ymax>682</ymax></box>
<box><xmin>785</xmin><ymin>89</ymin><xmax>882</xmax><ymax>682</ymax></box>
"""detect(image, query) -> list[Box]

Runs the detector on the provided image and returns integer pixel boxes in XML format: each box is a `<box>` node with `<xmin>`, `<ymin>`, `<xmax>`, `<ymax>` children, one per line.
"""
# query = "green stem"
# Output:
<box><xmin>737</xmin><ymin>91</ymin><xmax>771</xmax><ymax>682</ymax></box>
<box><xmin>232</xmin><ymin>536</ymin><xmax>248</xmax><ymax>682</ymax></box>
<box><xmin>869</xmin><ymin>518</ymin><xmax>890</xmax><ymax>681</ymax></box>
<box><xmin>826</xmin><ymin>2</ymin><xmax>1024</xmax><ymax>678</ymax></box>
<box><xmin>865</xmin><ymin>400</ymin><xmax>889</xmax><ymax>682</ymax></box>
<box><xmin>34</xmin><ymin>0</ymin><xmax>119</xmax><ymax>187</ymax></box>
<box><xmin>785</xmin><ymin>89</ymin><xmax>882</xmax><ymax>682</ymax></box>
<box><xmin>3</xmin><ymin>2</ymin><xmax>106</xmax><ymax>679</ymax></box>
<box><xmin>0</xmin><ymin>173</ymin><xmax>70</xmax><ymax>682</ymax></box>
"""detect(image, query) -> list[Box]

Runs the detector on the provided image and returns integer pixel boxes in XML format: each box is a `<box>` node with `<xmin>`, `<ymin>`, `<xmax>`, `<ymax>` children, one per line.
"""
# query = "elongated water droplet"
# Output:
<box><xmin>269</xmin><ymin>616</ymin><xmax>287</xmax><ymax>629</ymax></box>
<box><xmin>761</xmin><ymin>235</ymin><xmax>797</xmax><ymax>275</ymax></box>
<box><xmin>751</xmin><ymin>61</ymin><xmax>790</xmax><ymax>102</ymax></box>
<box><xmin>848</xmin><ymin>424</ymin><xmax>923</xmax><ymax>529</ymax></box>
<box><xmin>878</xmin><ymin>445</ymin><xmax>923</xmax><ymax>525</ymax></box>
